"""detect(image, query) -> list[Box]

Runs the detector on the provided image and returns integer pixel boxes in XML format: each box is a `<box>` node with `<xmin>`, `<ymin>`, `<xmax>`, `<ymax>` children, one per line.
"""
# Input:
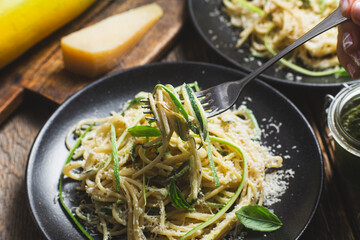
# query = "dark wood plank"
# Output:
<box><xmin>296</xmin><ymin>95</ymin><xmax>359</xmax><ymax>240</ymax></box>
<box><xmin>0</xmin><ymin>0</ymin><xmax>185</xmax><ymax>125</ymax></box>
<box><xmin>0</xmin><ymin>84</ymin><xmax>24</xmax><ymax>124</ymax></box>
<box><xmin>322</xmin><ymin>118</ymin><xmax>360</xmax><ymax>240</ymax></box>
<box><xmin>0</xmin><ymin>94</ymin><xmax>57</xmax><ymax>240</ymax></box>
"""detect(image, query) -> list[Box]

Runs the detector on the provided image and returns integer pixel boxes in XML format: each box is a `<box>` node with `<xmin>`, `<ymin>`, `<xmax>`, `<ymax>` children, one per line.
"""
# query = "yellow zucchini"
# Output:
<box><xmin>0</xmin><ymin>0</ymin><xmax>96</xmax><ymax>69</ymax></box>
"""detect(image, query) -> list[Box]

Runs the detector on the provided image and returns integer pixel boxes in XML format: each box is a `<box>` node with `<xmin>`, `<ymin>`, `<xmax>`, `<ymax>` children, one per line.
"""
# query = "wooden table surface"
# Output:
<box><xmin>1</xmin><ymin>18</ymin><xmax>360</xmax><ymax>240</ymax></box>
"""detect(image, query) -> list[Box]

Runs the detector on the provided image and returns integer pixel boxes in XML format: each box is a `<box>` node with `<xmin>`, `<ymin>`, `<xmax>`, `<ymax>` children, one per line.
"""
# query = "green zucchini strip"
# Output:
<box><xmin>163</xmin><ymin>161</ymin><xmax>190</xmax><ymax>183</ymax></box>
<box><xmin>185</xmin><ymin>84</ymin><xmax>205</xmax><ymax>134</ymax></box>
<box><xmin>239</xmin><ymin>107</ymin><xmax>261</xmax><ymax>140</ymax></box>
<box><xmin>103</xmin><ymin>114</ymin><xmax>143</xmax><ymax>169</ymax></box>
<box><xmin>205</xmin><ymin>142</ymin><xmax>219</xmax><ymax>187</ymax></box>
<box><xmin>185</xmin><ymin>84</ymin><xmax>219</xmax><ymax>187</ymax></box>
<box><xmin>166</xmin><ymin>84</ymin><xmax>192</xmax><ymax>141</ymax></box>
<box><xmin>174</xmin><ymin>81</ymin><xmax>200</xmax><ymax>92</ymax></box>
<box><xmin>126</xmin><ymin>96</ymin><xmax>144</xmax><ymax>110</ymax></box>
<box><xmin>154</xmin><ymin>84</ymin><xmax>190</xmax><ymax>122</ymax></box>
<box><xmin>193</xmin><ymin>81</ymin><xmax>200</xmax><ymax>92</ymax></box>
<box><xmin>59</xmin><ymin>123</ymin><xmax>95</xmax><ymax>240</ymax></box>
<box><xmin>264</xmin><ymin>29</ymin><xmax>345</xmax><ymax>77</ymax></box>
<box><xmin>180</xmin><ymin>135</ymin><xmax>248</xmax><ymax>240</ymax></box>
<box><xmin>143</xmin><ymin>161</ymin><xmax>147</xmax><ymax>206</ymax></box>
<box><xmin>110</xmin><ymin>124</ymin><xmax>121</xmax><ymax>193</ymax></box>
<box><xmin>235</xmin><ymin>0</ymin><xmax>264</xmax><ymax>14</ymax></box>
<box><xmin>116</xmin><ymin>114</ymin><xmax>143</xmax><ymax>149</ymax></box>
<box><xmin>206</xmin><ymin>202</ymin><xmax>226</xmax><ymax>208</ymax></box>
<box><xmin>154</xmin><ymin>84</ymin><xmax>199</xmax><ymax>140</ymax></box>
<box><xmin>169</xmin><ymin>180</ymin><xmax>195</xmax><ymax>211</ymax></box>
<box><xmin>142</xmin><ymin>136</ymin><xmax>151</xmax><ymax>207</ymax></box>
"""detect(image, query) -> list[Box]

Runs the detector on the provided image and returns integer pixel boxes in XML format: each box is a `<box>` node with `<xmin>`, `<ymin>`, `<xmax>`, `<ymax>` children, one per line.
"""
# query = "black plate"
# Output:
<box><xmin>188</xmin><ymin>0</ymin><xmax>360</xmax><ymax>87</ymax></box>
<box><xmin>26</xmin><ymin>62</ymin><xmax>323</xmax><ymax>239</ymax></box>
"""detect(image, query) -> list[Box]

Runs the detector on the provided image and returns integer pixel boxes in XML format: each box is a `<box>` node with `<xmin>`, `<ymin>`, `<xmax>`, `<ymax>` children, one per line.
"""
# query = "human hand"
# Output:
<box><xmin>337</xmin><ymin>0</ymin><xmax>360</xmax><ymax>79</ymax></box>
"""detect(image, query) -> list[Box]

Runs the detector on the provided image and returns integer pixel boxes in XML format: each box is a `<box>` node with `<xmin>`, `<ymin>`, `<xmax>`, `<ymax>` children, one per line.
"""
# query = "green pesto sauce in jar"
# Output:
<box><xmin>341</xmin><ymin>104</ymin><xmax>360</xmax><ymax>142</ymax></box>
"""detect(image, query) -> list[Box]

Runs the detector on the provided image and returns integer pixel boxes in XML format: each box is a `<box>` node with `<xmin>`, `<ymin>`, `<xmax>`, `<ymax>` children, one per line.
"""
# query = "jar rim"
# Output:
<box><xmin>327</xmin><ymin>84</ymin><xmax>360</xmax><ymax>156</ymax></box>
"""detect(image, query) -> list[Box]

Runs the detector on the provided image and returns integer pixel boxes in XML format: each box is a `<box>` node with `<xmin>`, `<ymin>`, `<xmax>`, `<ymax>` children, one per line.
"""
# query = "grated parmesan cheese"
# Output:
<box><xmin>263</xmin><ymin>169</ymin><xmax>295</xmax><ymax>206</ymax></box>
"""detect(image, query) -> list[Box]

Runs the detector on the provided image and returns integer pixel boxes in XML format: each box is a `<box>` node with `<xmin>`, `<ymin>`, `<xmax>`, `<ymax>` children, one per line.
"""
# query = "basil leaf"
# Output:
<box><xmin>235</xmin><ymin>204</ymin><xmax>283</xmax><ymax>232</ymax></box>
<box><xmin>128</xmin><ymin>126</ymin><xmax>161</xmax><ymax>137</ymax></box>
<box><xmin>169</xmin><ymin>180</ymin><xmax>194</xmax><ymax>211</ymax></box>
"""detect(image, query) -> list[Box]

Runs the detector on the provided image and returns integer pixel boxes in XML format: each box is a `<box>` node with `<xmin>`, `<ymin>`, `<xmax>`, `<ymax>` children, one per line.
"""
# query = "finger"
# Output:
<box><xmin>338</xmin><ymin>21</ymin><xmax>360</xmax><ymax>65</ymax></box>
<box><xmin>337</xmin><ymin>30</ymin><xmax>360</xmax><ymax>78</ymax></box>
<box><xmin>342</xmin><ymin>0</ymin><xmax>357</xmax><ymax>17</ymax></box>
<box><xmin>342</xmin><ymin>0</ymin><xmax>351</xmax><ymax>16</ymax></box>
<box><xmin>351</xmin><ymin>0</ymin><xmax>360</xmax><ymax>25</ymax></box>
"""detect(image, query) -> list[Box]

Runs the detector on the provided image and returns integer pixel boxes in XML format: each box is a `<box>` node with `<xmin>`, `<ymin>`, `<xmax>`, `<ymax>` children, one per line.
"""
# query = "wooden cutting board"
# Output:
<box><xmin>0</xmin><ymin>0</ymin><xmax>186</xmax><ymax>124</ymax></box>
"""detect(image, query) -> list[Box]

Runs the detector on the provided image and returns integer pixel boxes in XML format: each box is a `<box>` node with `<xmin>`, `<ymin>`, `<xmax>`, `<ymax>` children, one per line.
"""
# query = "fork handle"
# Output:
<box><xmin>239</xmin><ymin>7</ymin><xmax>349</xmax><ymax>85</ymax></box>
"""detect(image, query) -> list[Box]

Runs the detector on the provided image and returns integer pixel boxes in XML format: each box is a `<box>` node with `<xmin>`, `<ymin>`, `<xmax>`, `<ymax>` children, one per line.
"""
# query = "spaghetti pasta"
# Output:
<box><xmin>61</xmin><ymin>83</ymin><xmax>283</xmax><ymax>240</ymax></box>
<box><xmin>223</xmin><ymin>0</ymin><xmax>340</xmax><ymax>73</ymax></box>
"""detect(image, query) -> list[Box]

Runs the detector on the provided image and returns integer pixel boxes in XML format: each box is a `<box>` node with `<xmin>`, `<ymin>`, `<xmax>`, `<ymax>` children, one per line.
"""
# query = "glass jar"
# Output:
<box><xmin>327</xmin><ymin>84</ymin><xmax>360</xmax><ymax>188</ymax></box>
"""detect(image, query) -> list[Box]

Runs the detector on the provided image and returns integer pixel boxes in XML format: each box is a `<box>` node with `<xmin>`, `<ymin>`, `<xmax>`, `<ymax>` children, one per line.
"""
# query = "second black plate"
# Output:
<box><xmin>189</xmin><ymin>0</ymin><xmax>359</xmax><ymax>87</ymax></box>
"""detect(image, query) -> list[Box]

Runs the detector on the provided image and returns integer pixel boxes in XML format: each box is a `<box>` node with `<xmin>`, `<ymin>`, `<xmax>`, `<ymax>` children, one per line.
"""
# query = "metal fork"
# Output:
<box><xmin>195</xmin><ymin>6</ymin><xmax>349</xmax><ymax>118</ymax></box>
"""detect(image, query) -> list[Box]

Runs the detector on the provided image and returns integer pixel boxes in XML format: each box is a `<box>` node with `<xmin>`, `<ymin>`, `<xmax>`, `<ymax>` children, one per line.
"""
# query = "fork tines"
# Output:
<box><xmin>141</xmin><ymin>105</ymin><xmax>152</xmax><ymax>114</ymax></box>
<box><xmin>140</xmin><ymin>99</ymin><xmax>156</xmax><ymax>121</ymax></box>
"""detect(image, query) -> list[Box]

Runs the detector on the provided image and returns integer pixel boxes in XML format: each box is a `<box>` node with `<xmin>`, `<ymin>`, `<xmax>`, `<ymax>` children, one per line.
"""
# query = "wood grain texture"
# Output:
<box><xmin>0</xmin><ymin>84</ymin><xmax>24</xmax><ymax>124</ymax></box>
<box><xmin>0</xmin><ymin>95</ymin><xmax>56</xmax><ymax>240</ymax></box>
<box><xmin>323</xmin><ymin>123</ymin><xmax>360</xmax><ymax>240</ymax></box>
<box><xmin>297</xmin><ymin>96</ymin><xmax>360</xmax><ymax>240</ymax></box>
<box><xmin>0</xmin><ymin>0</ymin><xmax>185</xmax><ymax>125</ymax></box>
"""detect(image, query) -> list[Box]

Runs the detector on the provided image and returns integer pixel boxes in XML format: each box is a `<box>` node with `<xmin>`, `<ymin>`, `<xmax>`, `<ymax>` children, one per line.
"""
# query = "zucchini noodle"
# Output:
<box><xmin>61</xmin><ymin>83</ymin><xmax>283</xmax><ymax>240</ymax></box>
<box><xmin>223</xmin><ymin>0</ymin><xmax>341</xmax><ymax>74</ymax></box>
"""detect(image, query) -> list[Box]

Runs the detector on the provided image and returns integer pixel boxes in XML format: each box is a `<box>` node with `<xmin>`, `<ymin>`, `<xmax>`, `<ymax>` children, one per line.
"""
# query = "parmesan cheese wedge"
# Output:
<box><xmin>61</xmin><ymin>3</ymin><xmax>163</xmax><ymax>77</ymax></box>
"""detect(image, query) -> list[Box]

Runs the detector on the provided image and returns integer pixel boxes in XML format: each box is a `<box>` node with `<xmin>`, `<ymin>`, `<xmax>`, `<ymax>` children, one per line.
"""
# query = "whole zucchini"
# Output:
<box><xmin>0</xmin><ymin>0</ymin><xmax>96</xmax><ymax>69</ymax></box>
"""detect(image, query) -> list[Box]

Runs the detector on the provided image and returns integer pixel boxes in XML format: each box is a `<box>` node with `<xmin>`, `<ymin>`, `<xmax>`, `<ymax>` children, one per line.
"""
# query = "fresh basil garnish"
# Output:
<box><xmin>128</xmin><ymin>126</ymin><xmax>161</xmax><ymax>137</ymax></box>
<box><xmin>235</xmin><ymin>204</ymin><xmax>282</xmax><ymax>232</ymax></box>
